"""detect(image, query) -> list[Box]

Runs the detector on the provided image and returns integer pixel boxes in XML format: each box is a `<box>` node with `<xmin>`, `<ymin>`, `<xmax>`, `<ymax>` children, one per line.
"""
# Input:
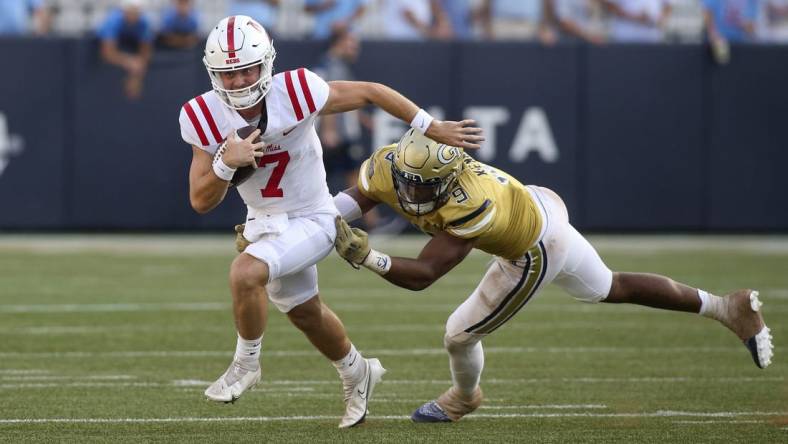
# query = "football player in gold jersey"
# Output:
<box><xmin>327</xmin><ymin>128</ymin><xmax>774</xmax><ymax>423</ymax></box>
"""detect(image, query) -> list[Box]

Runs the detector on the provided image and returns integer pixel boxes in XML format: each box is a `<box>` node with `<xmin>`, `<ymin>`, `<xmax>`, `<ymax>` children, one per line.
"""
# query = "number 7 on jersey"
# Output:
<box><xmin>257</xmin><ymin>151</ymin><xmax>290</xmax><ymax>198</ymax></box>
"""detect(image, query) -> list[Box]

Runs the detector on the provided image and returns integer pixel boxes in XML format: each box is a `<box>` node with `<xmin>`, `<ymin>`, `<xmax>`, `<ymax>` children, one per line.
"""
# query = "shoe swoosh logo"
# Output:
<box><xmin>283</xmin><ymin>127</ymin><xmax>295</xmax><ymax>136</ymax></box>
<box><xmin>356</xmin><ymin>367</ymin><xmax>372</xmax><ymax>399</ymax></box>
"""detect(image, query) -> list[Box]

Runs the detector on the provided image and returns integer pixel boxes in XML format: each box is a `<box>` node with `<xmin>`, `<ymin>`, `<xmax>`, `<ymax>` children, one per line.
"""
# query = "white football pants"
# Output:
<box><xmin>444</xmin><ymin>186</ymin><xmax>613</xmax><ymax>395</ymax></box>
<box><xmin>244</xmin><ymin>212</ymin><xmax>336</xmax><ymax>313</ymax></box>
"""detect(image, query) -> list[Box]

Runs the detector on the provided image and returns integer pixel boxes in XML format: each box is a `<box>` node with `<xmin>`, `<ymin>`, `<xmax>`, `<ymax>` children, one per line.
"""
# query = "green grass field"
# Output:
<box><xmin>0</xmin><ymin>235</ymin><xmax>786</xmax><ymax>443</ymax></box>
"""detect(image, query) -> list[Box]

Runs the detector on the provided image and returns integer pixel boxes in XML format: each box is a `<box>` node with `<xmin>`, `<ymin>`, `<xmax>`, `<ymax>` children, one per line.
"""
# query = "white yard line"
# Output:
<box><xmin>0</xmin><ymin>411</ymin><xmax>785</xmax><ymax>425</ymax></box>
<box><xmin>0</xmin><ymin>375</ymin><xmax>135</xmax><ymax>381</ymax></box>
<box><xmin>0</xmin><ymin>382</ymin><xmax>313</xmax><ymax>392</ymax></box>
<box><xmin>673</xmin><ymin>420</ymin><xmax>765</xmax><ymax>424</ymax></box>
<box><xmin>480</xmin><ymin>404</ymin><xmax>608</xmax><ymax>410</ymax></box>
<box><xmin>2</xmin><ymin>234</ymin><xmax>788</xmax><ymax>255</ymax></box>
<box><xmin>4</xmin><ymin>301</ymin><xmax>785</xmax><ymax>315</ymax></box>
<box><xmin>0</xmin><ymin>382</ymin><xmax>164</xmax><ymax>389</ymax></box>
<box><xmin>0</xmin><ymin>302</ymin><xmax>227</xmax><ymax>314</ymax></box>
<box><xmin>1</xmin><ymin>376</ymin><xmax>780</xmax><ymax>390</ymax></box>
<box><xmin>0</xmin><ymin>345</ymin><xmax>757</xmax><ymax>360</ymax></box>
<box><xmin>0</xmin><ymin>369</ymin><xmax>49</xmax><ymax>375</ymax></box>
<box><xmin>5</xmin><ymin>314</ymin><xmax>784</xmax><ymax>335</ymax></box>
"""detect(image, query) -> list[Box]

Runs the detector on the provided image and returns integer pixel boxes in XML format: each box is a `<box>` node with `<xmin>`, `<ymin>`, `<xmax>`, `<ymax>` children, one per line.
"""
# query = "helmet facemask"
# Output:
<box><xmin>391</xmin><ymin>162</ymin><xmax>458</xmax><ymax>216</ymax></box>
<box><xmin>205</xmin><ymin>47</ymin><xmax>276</xmax><ymax>110</ymax></box>
<box><xmin>391</xmin><ymin>129</ymin><xmax>464</xmax><ymax>216</ymax></box>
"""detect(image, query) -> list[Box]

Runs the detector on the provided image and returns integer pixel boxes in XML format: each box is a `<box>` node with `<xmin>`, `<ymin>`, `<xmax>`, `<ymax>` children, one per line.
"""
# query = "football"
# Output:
<box><xmin>230</xmin><ymin>125</ymin><xmax>262</xmax><ymax>187</ymax></box>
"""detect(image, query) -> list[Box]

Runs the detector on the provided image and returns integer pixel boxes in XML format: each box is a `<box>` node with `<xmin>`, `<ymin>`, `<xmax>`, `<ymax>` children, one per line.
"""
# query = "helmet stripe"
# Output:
<box><xmin>284</xmin><ymin>70</ymin><xmax>304</xmax><ymax>121</ymax></box>
<box><xmin>183</xmin><ymin>102</ymin><xmax>209</xmax><ymax>146</ymax></box>
<box><xmin>195</xmin><ymin>96</ymin><xmax>222</xmax><ymax>144</ymax></box>
<box><xmin>296</xmin><ymin>68</ymin><xmax>316</xmax><ymax>114</ymax></box>
<box><xmin>226</xmin><ymin>16</ymin><xmax>236</xmax><ymax>58</ymax></box>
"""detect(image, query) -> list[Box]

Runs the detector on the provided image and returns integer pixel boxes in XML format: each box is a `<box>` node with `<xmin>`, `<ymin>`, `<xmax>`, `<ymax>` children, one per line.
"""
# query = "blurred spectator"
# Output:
<box><xmin>382</xmin><ymin>0</ymin><xmax>453</xmax><ymax>40</ymax></box>
<box><xmin>438</xmin><ymin>0</ymin><xmax>478</xmax><ymax>40</ymax></box>
<box><xmin>703</xmin><ymin>0</ymin><xmax>758</xmax><ymax>41</ymax></box>
<box><xmin>304</xmin><ymin>0</ymin><xmax>371</xmax><ymax>40</ymax></box>
<box><xmin>229</xmin><ymin>0</ymin><xmax>280</xmax><ymax>35</ymax></box>
<box><xmin>97</xmin><ymin>0</ymin><xmax>154</xmax><ymax>100</ymax></box>
<box><xmin>0</xmin><ymin>0</ymin><xmax>51</xmax><ymax>35</ymax></box>
<box><xmin>599</xmin><ymin>0</ymin><xmax>674</xmax><ymax>42</ymax></box>
<box><xmin>158</xmin><ymin>0</ymin><xmax>201</xmax><ymax>49</ymax></box>
<box><xmin>479</xmin><ymin>0</ymin><xmax>557</xmax><ymax>44</ymax></box>
<box><xmin>548</xmin><ymin>0</ymin><xmax>607</xmax><ymax>44</ymax></box>
<box><xmin>313</xmin><ymin>30</ymin><xmax>382</xmax><ymax>229</ymax></box>
<box><xmin>703</xmin><ymin>0</ymin><xmax>758</xmax><ymax>63</ymax></box>
<box><xmin>758</xmin><ymin>0</ymin><xmax>788</xmax><ymax>41</ymax></box>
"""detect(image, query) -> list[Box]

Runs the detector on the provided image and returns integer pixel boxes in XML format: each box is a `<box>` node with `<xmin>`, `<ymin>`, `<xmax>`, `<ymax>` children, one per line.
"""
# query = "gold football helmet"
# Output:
<box><xmin>391</xmin><ymin>129</ymin><xmax>464</xmax><ymax>216</ymax></box>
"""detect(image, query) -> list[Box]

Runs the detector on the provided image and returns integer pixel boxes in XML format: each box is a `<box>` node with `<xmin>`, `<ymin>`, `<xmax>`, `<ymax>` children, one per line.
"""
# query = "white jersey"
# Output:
<box><xmin>178</xmin><ymin>67</ymin><xmax>335</xmax><ymax>217</ymax></box>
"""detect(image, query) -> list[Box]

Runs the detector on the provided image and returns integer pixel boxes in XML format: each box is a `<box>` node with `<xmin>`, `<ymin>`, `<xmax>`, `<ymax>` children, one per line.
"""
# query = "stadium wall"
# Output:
<box><xmin>0</xmin><ymin>38</ymin><xmax>785</xmax><ymax>231</ymax></box>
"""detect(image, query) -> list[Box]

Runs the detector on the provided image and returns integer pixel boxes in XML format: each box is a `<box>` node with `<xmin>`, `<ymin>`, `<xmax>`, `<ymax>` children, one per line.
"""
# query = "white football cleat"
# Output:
<box><xmin>338</xmin><ymin>358</ymin><xmax>386</xmax><ymax>428</ymax></box>
<box><xmin>204</xmin><ymin>360</ymin><xmax>261</xmax><ymax>403</ymax></box>
<box><xmin>719</xmin><ymin>290</ymin><xmax>774</xmax><ymax>369</ymax></box>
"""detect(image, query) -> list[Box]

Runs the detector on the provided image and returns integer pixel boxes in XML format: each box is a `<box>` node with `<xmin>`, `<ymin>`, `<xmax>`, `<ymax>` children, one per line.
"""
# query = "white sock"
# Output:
<box><xmin>447</xmin><ymin>340</ymin><xmax>484</xmax><ymax>397</ymax></box>
<box><xmin>234</xmin><ymin>333</ymin><xmax>263</xmax><ymax>369</ymax></box>
<box><xmin>698</xmin><ymin>289</ymin><xmax>725</xmax><ymax>321</ymax></box>
<box><xmin>332</xmin><ymin>343</ymin><xmax>365</xmax><ymax>383</ymax></box>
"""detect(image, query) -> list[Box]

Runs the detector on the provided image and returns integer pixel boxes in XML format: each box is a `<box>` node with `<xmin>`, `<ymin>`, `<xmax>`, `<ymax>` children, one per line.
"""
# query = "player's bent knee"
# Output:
<box><xmin>230</xmin><ymin>253</ymin><xmax>270</xmax><ymax>289</ymax></box>
<box><xmin>444</xmin><ymin>331</ymin><xmax>480</xmax><ymax>351</ymax></box>
<box><xmin>601</xmin><ymin>272</ymin><xmax>633</xmax><ymax>304</ymax></box>
<box><xmin>555</xmin><ymin>269</ymin><xmax>613</xmax><ymax>304</ymax></box>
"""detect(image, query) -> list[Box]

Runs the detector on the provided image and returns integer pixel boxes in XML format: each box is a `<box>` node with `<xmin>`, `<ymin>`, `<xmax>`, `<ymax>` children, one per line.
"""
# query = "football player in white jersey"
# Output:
<box><xmin>178</xmin><ymin>16</ymin><xmax>483</xmax><ymax>428</ymax></box>
<box><xmin>324</xmin><ymin>129</ymin><xmax>773</xmax><ymax>423</ymax></box>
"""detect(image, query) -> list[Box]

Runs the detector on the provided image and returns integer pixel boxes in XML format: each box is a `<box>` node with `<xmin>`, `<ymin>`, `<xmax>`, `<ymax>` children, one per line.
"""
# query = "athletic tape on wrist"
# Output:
<box><xmin>362</xmin><ymin>249</ymin><xmax>392</xmax><ymax>275</ymax></box>
<box><xmin>212</xmin><ymin>154</ymin><xmax>236</xmax><ymax>182</ymax></box>
<box><xmin>410</xmin><ymin>108</ymin><xmax>434</xmax><ymax>134</ymax></box>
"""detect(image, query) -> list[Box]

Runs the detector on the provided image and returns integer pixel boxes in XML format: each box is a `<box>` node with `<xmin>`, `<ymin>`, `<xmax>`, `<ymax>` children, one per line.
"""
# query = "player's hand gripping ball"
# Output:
<box><xmin>212</xmin><ymin>125</ymin><xmax>263</xmax><ymax>187</ymax></box>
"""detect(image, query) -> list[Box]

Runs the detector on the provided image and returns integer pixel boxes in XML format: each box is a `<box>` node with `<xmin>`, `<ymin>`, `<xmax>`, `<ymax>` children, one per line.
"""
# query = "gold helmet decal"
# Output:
<box><xmin>436</xmin><ymin>144</ymin><xmax>459</xmax><ymax>165</ymax></box>
<box><xmin>391</xmin><ymin>129</ymin><xmax>464</xmax><ymax>216</ymax></box>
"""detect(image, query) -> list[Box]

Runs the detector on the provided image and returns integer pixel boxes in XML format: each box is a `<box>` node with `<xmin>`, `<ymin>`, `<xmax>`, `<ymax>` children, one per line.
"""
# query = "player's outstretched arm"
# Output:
<box><xmin>334</xmin><ymin>186</ymin><xmax>380</xmax><ymax>222</ymax></box>
<box><xmin>335</xmin><ymin>217</ymin><xmax>474</xmax><ymax>291</ymax></box>
<box><xmin>321</xmin><ymin>81</ymin><xmax>484</xmax><ymax>150</ymax></box>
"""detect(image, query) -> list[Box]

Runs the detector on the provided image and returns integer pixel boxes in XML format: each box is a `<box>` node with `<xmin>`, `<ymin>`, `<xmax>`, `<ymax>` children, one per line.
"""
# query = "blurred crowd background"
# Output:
<box><xmin>1</xmin><ymin>0</ymin><xmax>785</xmax><ymax>234</ymax></box>
<box><xmin>3</xmin><ymin>0</ymin><xmax>787</xmax><ymax>44</ymax></box>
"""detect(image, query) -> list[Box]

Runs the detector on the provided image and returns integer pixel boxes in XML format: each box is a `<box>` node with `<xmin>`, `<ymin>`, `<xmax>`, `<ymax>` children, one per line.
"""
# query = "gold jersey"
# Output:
<box><xmin>357</xmin><ymin>144</ymin><xmax>543</xmax><ymax>260</ymax></box>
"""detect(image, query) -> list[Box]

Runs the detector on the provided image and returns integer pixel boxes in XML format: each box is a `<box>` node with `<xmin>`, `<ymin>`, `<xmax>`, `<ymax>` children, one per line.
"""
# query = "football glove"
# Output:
<box><xmin>234</xmin><ymin>224</ymin><xmax>250</xmax><ymax>253</ymax></box>
<box><xmin>334</xmin><ymin>216</ymin><xmax>370</xmax><ymax>268</ymax></box>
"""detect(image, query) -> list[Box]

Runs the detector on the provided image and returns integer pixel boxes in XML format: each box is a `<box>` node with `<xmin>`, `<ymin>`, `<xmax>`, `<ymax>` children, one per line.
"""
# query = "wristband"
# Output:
<box><xmin>212</xmin><ymin>155</ymin><xmax>236</xmax><ymax>182</ymax></box>
<box><xmin>410</xmin><ymin>108</ymin><xmax>434</xmax><ymax>134</ymax></box>
<box><xmin>362</xmin><ymin>249</ymin><xmax>392</xmax><ymax>275</ymax></box>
